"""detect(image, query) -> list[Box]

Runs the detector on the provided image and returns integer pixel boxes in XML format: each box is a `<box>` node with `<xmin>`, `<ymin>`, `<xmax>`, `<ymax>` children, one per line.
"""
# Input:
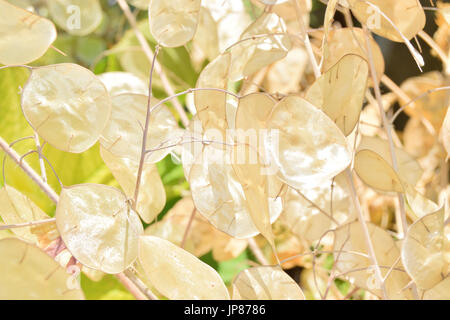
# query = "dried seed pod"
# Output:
<box><xmin>0</xmin><ymin>0</ymin><xmax>56</xmax><ymax>65</ymax></box>
<box><xmin>235</xmin><ymin>92</ymin><xmax>277</xmax><ymax>141</ymax></box>
<box><xmin>194</xmin><ymin>52</ymin><xmax>231</xmax><ymax>136</ymax></box>
<box><xmin>144</xmin><ymin>197</ymin><xmax>214</xmax><ymax>257</ymax></box>
<box><xmin>232</xmin><ymin>266</ymin><xmax>305</xmax><ymax>300</ymax></box>
<box><xmin>402</xmin><ymin>208</ymin><xmax>449</xmax><ymax>291</ymax></box>
<box><xmin>0</xmin><ymin>186</ymin><xmax>53</xmax><ymax>244</ymax></box>
<box><xmin>334</xmin><ymin>221</ymin><xmax>413</xmax><ymax>299</ymax></box>
<box><xmin>100</xmin><ymin>147</ymin><xmax>166</xmax><ymax>224</ymax></box>
<box><xmin>192</xmin><ymin>7</ymin><xmax>220</xmax><ymax>61</ymax></box>
<box><xmin>305</xmin><ymin>54</ymin><xmax>369</xmax><ymax>136</ymax></box>
<box><xmin>323</xmin><ymin>28</ymin><xmax>384</xmax><ymax>83</ymax></box>
<box><xmin>423</xmin><ymin>277</ymin><xmax>450</xmax><ymax>300</ymax></box>
<box><xmin>0</xmin><ymin>238</ymin><xmax>84</xmax><ymax>299</ymax></box>
<box><xmin>354</xmin><ymin>149</ymin><xmax>404</xmax><ymax>193</ymax></box>
<box><xmin>148</xmin><ymin>0</ymin><xmax>201</xmax><ymax>47</ymax></box>
<box><xmin>281</xmin><ymin>173</ymin><xmax>354</xmax><ymax>242</ymax></box>
<box><xmin>98</xmin><ymin>72</ymin><xmax>148</xmax><ymax>96</ymax></box>
<box><xmin>21</xmin><ymin>63</ymin><xmax>111</xmax><ymax>153</ymax></box>
<box><xmin>100</xmin><ymin>93</ymin><xmax>182</xmax><ymax>163</ymax></box>
<box><xmin>138</xmin><ymin>235</ymin><xmax>230</xmax><ymax>299</ymax></box>
<box><xmin>400</xmin><ymin>71</ymin><xmax>450</xmax><ymax>131</ymax></box>
<box><xmin>357</xmin><ymin>135</ymin><xmax>423</xmax><ymax>188</ymax></box>
<box><xmin>56</xmin><ymin>184</ymin><xmax>143</xmax><ymax>274</ymax></box>
<box><xmin>265</xmin><ymin>95</ymin><xmax>351</xmax><ymax>189</ymax></box>
<box><xmin>189</xmin><ymin>144</ymin><xmax>282</xmax><ymax>239</ymax></box>
<box><xmin>212</xmin><ymin>233</ymin><xmax>248</xmax><ymax>262</ymax></box>
<box><xmin>231</xmin><ymin>143</ymin><xmax>275</xmax><ymax>247</ymax></box>
<box><xmin>230</xmin><ymin>12</ymin><xmax>292</xmax><ymax>80</ymax></box>
<box><xmin>347</xmin><ymin>0</ymin><xmax>426</xmax><ymax>42</ymax></box>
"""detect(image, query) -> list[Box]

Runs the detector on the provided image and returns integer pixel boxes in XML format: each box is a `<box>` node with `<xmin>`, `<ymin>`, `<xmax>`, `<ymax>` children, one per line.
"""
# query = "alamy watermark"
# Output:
<box><xmin>66</xmin><ymin>5</ymin><xmax>81</xmax><ymax>31</ymax></box>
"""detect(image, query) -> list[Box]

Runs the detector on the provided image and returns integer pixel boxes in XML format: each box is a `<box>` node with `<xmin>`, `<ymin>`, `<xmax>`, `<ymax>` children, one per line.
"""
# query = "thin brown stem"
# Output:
<box><xmin>34</xmin><ymin>133</ymin><xmax>47</xmax><ymax>183</ymax></box>
<box><xmin>123</xmin><ymin>269</ymin><xmax>159</xmax><ymax>300</ymax></box>
<box><xmin>364</xmin><ymin>27</ymin><xmax>408</xmax><ymax>239</ymax></box>
<box><xmin>247</xmin><ymin>238</ymin><xmax>269</xmax><ymax>266</ymax></box>
<box><xmin>292</xmin><ymin>187</ymin><xmax>339</xmax><ymax>225</ymax></box>
<box><xmin>116</xmin><ymin>0</ymin><xmax>190</xmax><ymax>127</ymax></box>
<box><xmin>180</xmin><ymin>208</ymin><xmax>196</xmax><ymax>249</ymax></box>
<box><xmin>115</xmin><ymin>272</ymin><xmax>148</xmax><ymax>300</ymax></box>
<box><xmin>418</xmin><ymin>30</ymin><xmax>448</xmax><ymax>65</ymax></box>
<box><xmin>148</xmin><ymin>87</ymin><xmax>240</xmax><ymax>115</ymax></box>
<box><xmin>292</xmin><ymin>0</ymin><xmax>321</xmax><ymax>79</ymax></box>
<box><xmin>0</xmin><ymin>136</ymin><xmax>59</xmax><ymax>203</ymax></box>
<box><xmin>344</xmin><ymin>169</ymin><xmax>389</xmax><ymax>299</ymax></box>
<box><xmin>0</xmin><ymin>218</ymin><xmax>56</xmax><ymax>231</ymax></box>
<box><xmin>0</xmin><ymin>135</ymin><xmax>153</xmax><ymax>301</ymax></box>
<box><xmin>134</xmin><ymin>45</ymin><xmax>160</xmax><ymax>206</ymax></box>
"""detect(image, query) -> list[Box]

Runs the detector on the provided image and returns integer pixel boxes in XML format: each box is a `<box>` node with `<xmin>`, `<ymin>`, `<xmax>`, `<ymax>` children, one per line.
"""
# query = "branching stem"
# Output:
<box><xmin>0</xmin><ymin>135</ymin><xmax>156</xmax><ymax>301</ymax></box>
<box><xmin>116</xmin><ymin>0</ymin><xmax>190</xmax><ymax>127</ymax></box>
<box><xmin>133</xmin><ymin>45</ymin><xmax>160</xmax><ymax>206</ymax></box>
<box><xmin>0</xmin><ymin>136</ymin><xmax>58</xmax><ymax>203</ymax></box>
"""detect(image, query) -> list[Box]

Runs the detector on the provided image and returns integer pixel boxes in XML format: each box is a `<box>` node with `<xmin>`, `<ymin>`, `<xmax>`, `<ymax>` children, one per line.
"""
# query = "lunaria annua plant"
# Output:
<box><xmin>0</xmin><ymin>0</ymin><xmax>449</xmax><ymax>301</ymax></box>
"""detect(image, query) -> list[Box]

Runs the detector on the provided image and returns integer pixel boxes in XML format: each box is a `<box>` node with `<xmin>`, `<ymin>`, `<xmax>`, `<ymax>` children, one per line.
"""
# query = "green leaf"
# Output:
<box><xmin>218</xmin><ymin>250</ymin><xmax>250</xmax><ymax>285</ymax></box>
<box><xmin>112</xmin><ymin>19</ymin><xmax>199</xmax><ymax>90</ymax></box>
<box><xmin>155</xmin><ymin>155</ymin><xmax>189</xmax><ymax>222</ymax></box>
<box><xmin>80</xmin><ymin>274</ymin><xmax>134</xmax><ymax>300</ymax></box>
